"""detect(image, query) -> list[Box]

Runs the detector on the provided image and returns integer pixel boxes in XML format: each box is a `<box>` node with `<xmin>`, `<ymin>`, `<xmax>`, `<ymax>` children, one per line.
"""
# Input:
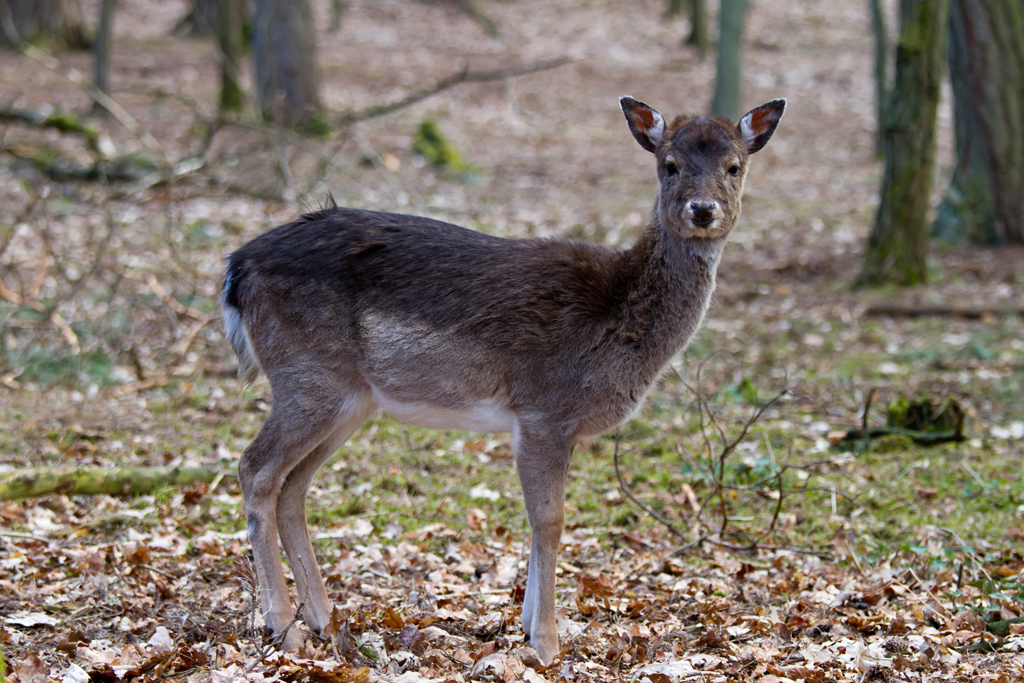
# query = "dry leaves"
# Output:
<box><xmin>2</xmin><ymin>489</ymin><xmax>1023</xmax><ymax>682</ymax></box>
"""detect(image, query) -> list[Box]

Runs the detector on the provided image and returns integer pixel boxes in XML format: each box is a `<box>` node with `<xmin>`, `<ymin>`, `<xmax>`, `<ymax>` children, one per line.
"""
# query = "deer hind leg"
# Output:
<box><xmin>515</xmin><ymin>428</ymin><xmax>573</xmax><ymax>665</ymax></box>
<box><xmin>238</xmin><ymin>387</ymin><xmax>372</xmax><ymax>650</ymax></box>
<box><xmin>276</xmin><ymin>391</ymin><xmax>375</xmax><ymax>639</ymax></box>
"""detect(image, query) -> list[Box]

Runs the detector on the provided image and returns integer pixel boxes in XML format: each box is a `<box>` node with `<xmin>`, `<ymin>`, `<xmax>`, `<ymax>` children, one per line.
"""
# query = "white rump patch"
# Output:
<box><xmin>222</xmin><ymin>303</ymin><xmax>243</xmax><ymax>349</ymax></box>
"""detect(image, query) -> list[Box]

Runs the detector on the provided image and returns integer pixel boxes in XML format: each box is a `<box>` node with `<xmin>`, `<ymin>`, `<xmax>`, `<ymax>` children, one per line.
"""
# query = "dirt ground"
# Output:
<box><xmin>1</xmin><ymin>0</ymin><xmax>1023</xmax><ymax>681</ymax></box>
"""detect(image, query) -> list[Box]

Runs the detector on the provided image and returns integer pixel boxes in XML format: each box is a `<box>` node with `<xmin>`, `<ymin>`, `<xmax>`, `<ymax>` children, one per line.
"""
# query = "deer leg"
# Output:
<box><xmin>238</xmin><ymin>399</ymin><xmax>346</xmax><ymax>650</ymax></box>
<box><xmin>276</xmin><ymin>393</ymin><xmax>374</xmax><ymax>638</ymax></box>
<box><xmin>515</xmin><ymin>431</ymin><xmax>573</xmax><ymax>665</ymax></box>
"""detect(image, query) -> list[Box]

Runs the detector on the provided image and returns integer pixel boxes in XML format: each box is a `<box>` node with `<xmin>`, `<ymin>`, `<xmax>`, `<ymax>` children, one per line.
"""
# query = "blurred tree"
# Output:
<box><xmin>686</xmin><ymin>0</ymin><xmax>709</xmax><ymax>59</ymax></box>
<box><xmin>665</xmin><ymin>0</ymin><xmax>709</xmax><ymax>59</ymax></box>
<box><xmin>860</xmin><ymin>0</ymin><xmax>950</xmax><ymax>286</ymax></box>
<box><xmin>933</xmin><ymin>0</ymin><xmax>1024</xmax><ymax>245</ymax></box>
<box><xmin>0</xmin><ymin>0</ymin><xmax>88</xmax><ymax>49</ymax></box>
<box><xmin>868</xmin><ymin>0</ymin><xmax>887</xmax><ymax>156</ymax></box>
<box><xmin>217</xmin><ymin>0</ymin><xmax>244</xmax><ymax>113</ymax></box>
<box><xmin>251</xmin><ymin>0</ymin><xmax>322</xmax><ymax>130</ymax></box>
<box><xmin>710</xmin><ymin>0</ymin><xmax>748</xmax><ymax>120</ymax></box>
<box><xmin>92</xmin><ymin>0</ymin><xmax>116</xmax><ymax>117</ymax></box>
<box><xmin>331</xmin><ymin>0</ymin><xmax>346</xmax><ymax>32</ymax></box>
<box><xmin>177</xmin><ymin>0</ymin><xmax>252</xmax><ymax>36</ymax></box>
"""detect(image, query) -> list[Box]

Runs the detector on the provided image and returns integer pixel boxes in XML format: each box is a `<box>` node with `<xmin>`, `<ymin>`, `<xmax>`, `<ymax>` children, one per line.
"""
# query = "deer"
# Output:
<box><xmin>221</xmin><ymin>95</ymin><xmax>786</xmax><ymax>664</ymax></box>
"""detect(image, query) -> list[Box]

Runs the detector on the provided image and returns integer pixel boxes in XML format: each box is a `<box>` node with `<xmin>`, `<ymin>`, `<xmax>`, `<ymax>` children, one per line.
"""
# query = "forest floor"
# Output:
<box><xmin>1</xmin><ymin>0</ymin><xmax>1023</xmax><ymax>681</ymax></box>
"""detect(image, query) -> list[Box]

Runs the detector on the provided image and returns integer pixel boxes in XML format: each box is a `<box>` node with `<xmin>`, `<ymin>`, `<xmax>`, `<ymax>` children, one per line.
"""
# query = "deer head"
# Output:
<box><xmin>620</xmin><ymin>97</ymin><xmax>786</xmax><ymax>241</ymax></box>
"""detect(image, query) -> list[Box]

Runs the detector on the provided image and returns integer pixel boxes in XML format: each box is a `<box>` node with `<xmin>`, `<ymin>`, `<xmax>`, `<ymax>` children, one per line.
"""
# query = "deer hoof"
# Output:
<box><xmin>529</xmin><ymin>634</ymin><xmax>559</xmax><ymax>666</ymax></box>
<box><xmin>276</xmin><ymin>627</ymin><xmax>305</xmax><ymax>652</ymax></box>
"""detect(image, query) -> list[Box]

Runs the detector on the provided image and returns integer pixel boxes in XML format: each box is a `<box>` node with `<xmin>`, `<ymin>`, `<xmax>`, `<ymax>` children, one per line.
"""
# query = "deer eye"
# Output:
<box><xmin>727</xmin><ymin>165</ymin><xmax>742</xmax><ymax>176</ymax></box>
<box><xmin>665</xmin><ymin>162</ymin><xmax>678</xmax><ymax>176</ymax></box>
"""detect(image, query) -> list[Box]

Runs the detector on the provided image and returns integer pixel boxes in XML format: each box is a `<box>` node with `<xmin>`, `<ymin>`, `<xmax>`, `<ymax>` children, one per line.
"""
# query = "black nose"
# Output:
<box><xmin>691</xmin><ymin>202</ymin><xmax>716</xmax><ymax>226</ymax></box>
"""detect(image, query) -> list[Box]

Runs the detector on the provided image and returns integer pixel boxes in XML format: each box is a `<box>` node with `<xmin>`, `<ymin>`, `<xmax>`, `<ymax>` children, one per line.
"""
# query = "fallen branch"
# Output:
<box><xmin>0</xmin><ymin>466</ymin><xmax>225</xmax><ymax>501</ymax></box>
<box><xmin>3</xmin><ymin>147</ymin><xmax>158</xmax><ymax>183</ymax></box>
<box><xmin>832</xmin><ymin>392</ymin><xmax>967</xmax><ymax>446</ymax></box>
<box><xmin>336</xmin><ymin>57</ymin><xmax>573</xmax><ymax>126</ymax></box>
<box><xmin>863</xmin><ymin>303</ymin><xmax>1024</xmax><ymax>319</ymax></box>
<box><xmin>833</xmin><ymin>425</ymin><xmax>966</xmax><ymax>446</ymax></box>
<box><xmin>0</xmin><ymin>106</ymin><xmax>102</xmax><ymax>155</ymax></box>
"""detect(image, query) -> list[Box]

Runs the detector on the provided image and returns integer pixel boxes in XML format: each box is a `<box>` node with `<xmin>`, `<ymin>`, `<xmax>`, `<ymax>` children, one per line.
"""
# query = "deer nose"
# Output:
<box><xmin>688</xmin><ymin>201</ymin><xmax>718</xmax><ymax>227</ymax></box>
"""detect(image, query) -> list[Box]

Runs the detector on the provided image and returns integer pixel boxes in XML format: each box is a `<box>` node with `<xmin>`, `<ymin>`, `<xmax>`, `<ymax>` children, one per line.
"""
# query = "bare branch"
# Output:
<box><xmin>336</xmin><ymin>57</ymin><xmax>573</xmax><ymax>126</ymax></box>
<box><xmin>613</xmin><ymin>433</ymin><xmax>688</xmax><ymax>542</ymax></box>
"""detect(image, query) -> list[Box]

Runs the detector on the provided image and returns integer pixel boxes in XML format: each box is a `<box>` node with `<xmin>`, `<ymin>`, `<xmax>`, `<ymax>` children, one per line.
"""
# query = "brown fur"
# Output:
<box><xmin>222</xmin><ymin>97</ymin><xmax>785</xmax><ymax>662</ymax></box>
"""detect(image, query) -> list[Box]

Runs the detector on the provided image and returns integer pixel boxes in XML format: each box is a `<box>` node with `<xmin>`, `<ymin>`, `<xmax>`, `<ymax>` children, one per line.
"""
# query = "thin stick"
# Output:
<box><xmin>336</xmin><ymin>57</ymin><xmax>573</xmax><ymax>126</ymax></box>
<box><xmin>613</xmin><ymin>432</ymin><xmax>688</xmax><ymax>542</ymax></box>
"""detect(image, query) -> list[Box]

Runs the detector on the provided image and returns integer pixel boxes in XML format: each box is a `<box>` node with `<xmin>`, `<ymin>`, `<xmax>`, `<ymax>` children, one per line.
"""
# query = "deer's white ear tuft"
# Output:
<box><xmin>620</xmin><ymin>96</ymin><xmax>665</xmax><ymax>153</ymax></box>
<box><xmin>739</xmin><ymin>99</ymin><xmax>786</xmax><ymax>154</ymax></box>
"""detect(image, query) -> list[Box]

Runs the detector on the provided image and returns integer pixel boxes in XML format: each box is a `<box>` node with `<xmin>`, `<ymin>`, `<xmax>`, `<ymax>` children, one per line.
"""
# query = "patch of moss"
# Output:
<box><xmin>413</xmin><ymin>120</ymin><xmax>471</xmax><ymax>174</ymax></box>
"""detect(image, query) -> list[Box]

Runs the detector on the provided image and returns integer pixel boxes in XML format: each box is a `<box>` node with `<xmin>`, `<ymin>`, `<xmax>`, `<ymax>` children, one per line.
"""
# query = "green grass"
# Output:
<box><xmin>2</xmin><ymin>349</ymin><xmax>1021</xmax><ymax>596</ymax></box>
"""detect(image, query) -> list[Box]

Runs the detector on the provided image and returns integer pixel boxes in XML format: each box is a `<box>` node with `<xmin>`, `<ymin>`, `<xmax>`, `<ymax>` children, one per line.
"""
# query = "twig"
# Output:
<box><xmin>0</xmin><ymin>187</ymin><xmax>42</xmax><ymax>263</ymax></box>
<box><xmin>665</xmin><ymin>362</ymin><xmax>830</xmax><ymax>556</ymax></box>
<box><xmin>0</xmin><ymin>277</ymin><xmax>80</xmax><ymax>353</ymax></box>
<box><xmin>140</xmin><ymin>563</ymin><xmax>177</xmax><ymax>580</ymax></box>
<box><xmin>861</xmin><ymin>388</ymin><xmax>875</xmax><ymax>430</ymax></box>
<box><xmin>450</xmin><ymin>0</ymin><xmax>501</xmax><ymax>36</ymax></box>
<box><xmin>612</xmin><ymin>432</ymin><xmax>688</xmax><ymax>542</ymax></box>
<box><xmin>171</xmin><ymin>315</ymin><xmax>217</xmax><ymax>362</ymax></box>
<box><xmin>0</xmin><ymin>369</ymin><xmax>22</xmax><ymax>390</ymax></box>
<box><xmin>109</xmin><ymin>376</ymin><xmax>170</xmax><ymax>397</ymax></box>
<box><xmin>336</xmin><ymin>57</ymin><xmax>573</xmax><ymax>126</ymax></box>
<box><xmin>144</xmin><ymin>273</ymin><xmax>208</xmax><ymax>321</ymax></box>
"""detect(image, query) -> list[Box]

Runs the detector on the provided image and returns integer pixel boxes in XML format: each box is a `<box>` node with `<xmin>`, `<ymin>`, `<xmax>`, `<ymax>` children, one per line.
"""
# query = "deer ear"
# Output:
<box><xmin>739</xmin><ymin>99</ymin><xmax>786</xmax><ymax>154</ymax></box>
<box><xmin>620</xmin><ymin>96</ymin><xmax>665</xmax><ymax>153</ymax></box>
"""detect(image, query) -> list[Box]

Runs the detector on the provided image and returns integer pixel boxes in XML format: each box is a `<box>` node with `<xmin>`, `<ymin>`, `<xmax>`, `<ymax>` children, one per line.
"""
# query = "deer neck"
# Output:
<box><xmin>614</xmin><ymin>219</ymin><xmax>727</xmax><ymax>377</ymax></box>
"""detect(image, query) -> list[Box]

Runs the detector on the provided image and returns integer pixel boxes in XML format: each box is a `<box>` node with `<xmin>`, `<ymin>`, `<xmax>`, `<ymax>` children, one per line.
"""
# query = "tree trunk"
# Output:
<box><xmin>0</xmin><ymin>0</ymin><xmax>88</xmax><ymax>49</ymax></box>
<box><xmin>92</xmin><ymin>0</ymin><xmax>116</xmax><ymax>116</ymax></box>
<box><xmin>217</xmin><ymin>0</ymin><xmax>244</xmax><ymax>113</ymax></box>
<box><xmin>933</xmin><ymin>0</ymin><xmax>1024</xmax><ymax>245</ymax></box>
<box><xmin>665</xmin><ymin>0</ymin><xmax>685</xmax><ymax>17</ymax></box>
<box><xmin>251</xmin><ymin>0</ymin><xmax>322</xmax><ymax>130</ymax></box>
<box><xmin>177</xmin><ymin>0</ymin><xmax>220</xmax><ymax>36</ymax></box>
<box><xmin>686</xmin><ymin>0</ymin><xmax>710</xmax><ymax>60</ymax></box>
<box><xmin>710</xmin><ymin>0</ymin><xmax>748</xmax><ymax>120</ymax></box>
<box><xmin>868</xmin><ymin>0</ymin><xmax>888</xmax><ymax>157</ymax></box>
<box><xmin>859</xmin><ymin>0</ymin><xmax>950</xmax><ymax>286</ymax></box>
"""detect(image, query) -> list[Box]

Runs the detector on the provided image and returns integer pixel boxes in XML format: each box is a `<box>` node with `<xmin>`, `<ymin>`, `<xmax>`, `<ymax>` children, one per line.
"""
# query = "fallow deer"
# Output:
<box><xmin>222</xmin><ymin>96</ymin><xmax>786</xmax><ymax>663</ymax></box>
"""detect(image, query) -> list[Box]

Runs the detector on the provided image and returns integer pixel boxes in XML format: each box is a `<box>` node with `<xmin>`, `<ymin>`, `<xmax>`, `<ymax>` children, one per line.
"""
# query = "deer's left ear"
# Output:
<box><xmin>739</xmin><ymin>99</ymin><xmax>786</xmax><ymax>154</ymax></box>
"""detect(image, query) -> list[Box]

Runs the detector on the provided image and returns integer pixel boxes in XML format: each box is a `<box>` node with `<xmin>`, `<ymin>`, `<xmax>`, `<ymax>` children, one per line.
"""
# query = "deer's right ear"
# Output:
<box><xmin>620</xmin><ymin>97</ymin><xmax>665</xmax><ymax>153</ymax></box>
